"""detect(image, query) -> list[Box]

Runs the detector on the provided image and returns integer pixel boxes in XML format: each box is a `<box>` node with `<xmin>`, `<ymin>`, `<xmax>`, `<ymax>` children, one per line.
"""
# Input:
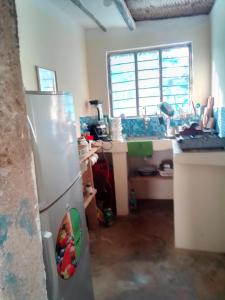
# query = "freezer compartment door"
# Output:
<box><xmin>40</xmin><ymin>178</ymin><xmax>94</xmax><ymax>300</ymax></box>
<box><xmin>26</xmin><ymin>92</ymin><xmax>80</xmax><ymax>210</ymax></box>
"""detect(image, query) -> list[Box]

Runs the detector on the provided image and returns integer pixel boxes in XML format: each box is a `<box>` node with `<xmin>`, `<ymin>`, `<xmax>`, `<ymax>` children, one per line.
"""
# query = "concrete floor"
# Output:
<box><xmin>90</xmin><ymin>201</ymin><xmax>225</xmax><ymax>300</ymax></box>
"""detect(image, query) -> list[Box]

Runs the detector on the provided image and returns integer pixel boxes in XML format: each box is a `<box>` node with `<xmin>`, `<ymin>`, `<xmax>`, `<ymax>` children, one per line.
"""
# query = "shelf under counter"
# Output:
<box><xmin>83</xmin><ymin>189</ymin><xmax>97</xmax><ymax>209</ymax></box>
<box><xmin>79</xmin><ymin>144</ymin><xmax>102</xmax><ymax>230</ymax></box>
<box><xmin>129</xmin><ymin>175</ymin><xmax>173</xmax><ymax>200</ymax></box>
<box><xmin>80</xmin><ymin>146</ymin><xmax>101</xmax><ymax>163</ymax></box>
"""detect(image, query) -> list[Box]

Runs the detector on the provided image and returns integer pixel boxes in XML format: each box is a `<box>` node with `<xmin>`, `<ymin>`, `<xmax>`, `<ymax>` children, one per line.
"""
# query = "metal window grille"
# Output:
<box><xmin>107</xmin><ymin>43</ymin><xmax>192</xmax><ymax>118</ymax></box>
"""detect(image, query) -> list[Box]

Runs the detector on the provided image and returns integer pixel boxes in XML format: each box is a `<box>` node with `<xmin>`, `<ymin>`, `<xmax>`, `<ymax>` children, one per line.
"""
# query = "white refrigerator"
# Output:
<box><xmin>25</xmin><ymin>91</ymin><xmax>94</xmax><ymax>300</ymax></box>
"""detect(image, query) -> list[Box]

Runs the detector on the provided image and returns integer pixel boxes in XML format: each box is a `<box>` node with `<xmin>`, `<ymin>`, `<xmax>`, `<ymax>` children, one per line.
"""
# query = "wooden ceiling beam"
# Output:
<box><xmin>113</xmin><ymin>0</ymin><xmax>136</xmax><ymax>31</ymax></box>
<box><xmin>70</xmin><ymin>0</ymin><xmax>107</xmax><ymax>32</ymax></box>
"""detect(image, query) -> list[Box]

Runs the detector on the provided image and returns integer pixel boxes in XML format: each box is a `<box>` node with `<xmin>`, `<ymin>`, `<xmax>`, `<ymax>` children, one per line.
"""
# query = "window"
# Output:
<box><xmin>107</xmin><ymin>43</ymin><xmax>192</xmax><ymax>117</ymax></box>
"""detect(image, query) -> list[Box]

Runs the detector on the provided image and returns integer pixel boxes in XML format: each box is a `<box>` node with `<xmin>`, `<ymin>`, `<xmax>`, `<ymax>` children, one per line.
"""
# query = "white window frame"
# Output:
<box><xmin>107</xmin><ymin>43</ymin><xmax>192</xmax><ymax>118</ymax></box>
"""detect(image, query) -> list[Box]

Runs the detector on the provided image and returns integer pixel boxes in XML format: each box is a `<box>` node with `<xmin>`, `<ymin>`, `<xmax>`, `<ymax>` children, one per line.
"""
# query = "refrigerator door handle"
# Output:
<box><xmin>42</xmin><ymin>231</ymin><xmax>59</xmax><ymax>300</ymax></box>
<box><xmin>27</xmin><ymin>115</ymin><xmax>37</xmax><ymax>143</ymax></box>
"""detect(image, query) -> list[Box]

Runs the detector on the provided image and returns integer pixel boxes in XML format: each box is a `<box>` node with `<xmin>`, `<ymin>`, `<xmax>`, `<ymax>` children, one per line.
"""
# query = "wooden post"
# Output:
<box><xmin>70</xmin><ymin>0</ymin><xmax>107</xmax><ymax>32</ymax></box>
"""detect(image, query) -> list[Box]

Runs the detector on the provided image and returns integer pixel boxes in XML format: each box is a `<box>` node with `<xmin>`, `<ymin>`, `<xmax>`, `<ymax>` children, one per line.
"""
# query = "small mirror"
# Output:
<box><xmin>36</xmin><ymin>66</ymin><xmax>58</xmax><ymax>92</ymax></box>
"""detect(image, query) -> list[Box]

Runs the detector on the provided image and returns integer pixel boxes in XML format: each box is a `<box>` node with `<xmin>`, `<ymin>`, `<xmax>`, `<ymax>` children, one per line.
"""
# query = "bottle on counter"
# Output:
<box><xmin>78</xmin><ymin>136</ymin><xmax>89</xmax><ymax>158</ymax></box>
<box><xmin>103</xmin><ymin>208</ymin><xmax>114</xmax><ymax>227</ymax></box>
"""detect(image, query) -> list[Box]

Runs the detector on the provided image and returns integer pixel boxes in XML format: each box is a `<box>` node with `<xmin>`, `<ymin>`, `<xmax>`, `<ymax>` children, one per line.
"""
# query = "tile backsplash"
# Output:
<box><xmin>80</xmin><ymin>115</ymin><xmax>199</xmax><ymax>138</ymax></box>
<box><xmin>214</xmin><ymin>107</ymin><xmax>225</xmax><ymax>137</ymax></box>
<box><xmin>121</xmin><ymin>117</ymin><xmax>165</xmax><ymax>137</ymax></box>
<box><xmin>120</xmin><ymin>116</ymin><xmax>199</xmax><ymax>137</ymax></box>
<box><xmin>80</xmin><ymin>116</ymin><xmax>97</xmax><ymax>132</ymax></box>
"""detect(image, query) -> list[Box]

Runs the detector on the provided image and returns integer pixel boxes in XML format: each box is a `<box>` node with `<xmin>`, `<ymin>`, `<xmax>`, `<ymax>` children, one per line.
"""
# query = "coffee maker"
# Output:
<box><xmin>88</xmin><ymin>100</ymin><xmax>110</xmax><ymax>141</ymax></box>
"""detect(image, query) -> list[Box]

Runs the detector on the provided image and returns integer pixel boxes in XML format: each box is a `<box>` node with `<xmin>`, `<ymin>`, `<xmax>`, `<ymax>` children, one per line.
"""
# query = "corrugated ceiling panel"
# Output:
<box><xmin>125</xmin><ymin>0</ymin><xmax>215</xmax><ymax>21</ymax></box>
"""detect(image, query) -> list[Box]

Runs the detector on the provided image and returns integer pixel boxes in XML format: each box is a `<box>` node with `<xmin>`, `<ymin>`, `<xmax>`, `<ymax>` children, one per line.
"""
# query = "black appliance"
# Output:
<box><xmin>88</xmin><ymin>100</ymin><xmax>111</xmax><ymax>141</ymax></box>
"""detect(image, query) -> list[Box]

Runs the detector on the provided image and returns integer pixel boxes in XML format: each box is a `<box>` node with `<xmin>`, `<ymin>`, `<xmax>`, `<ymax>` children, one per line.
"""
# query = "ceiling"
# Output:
<box><xmin>81</xmin><ymin>0</ymin><xmax>126</xmax><ymax>28</ymax></box>
<box><xmin>49</xmin><ymin>0</ymin><xmax>127</xmax><ymax>29</ymax></box>
<box><xmin>51</xmin><ymin>0</ymin><xmax>216</xmax><ymax>31</ymax></box>
<box><xmin>125</xmin><ymin>0</ymin><xmax>215</xmax><ymax>21</ymax></box>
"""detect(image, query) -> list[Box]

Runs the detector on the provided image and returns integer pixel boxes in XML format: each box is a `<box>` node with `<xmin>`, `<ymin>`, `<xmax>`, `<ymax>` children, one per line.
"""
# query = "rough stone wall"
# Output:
<box><xmin>0</xmin><ymin>1</ymin><xmax>47</xmax><ymax>299</ymax></box>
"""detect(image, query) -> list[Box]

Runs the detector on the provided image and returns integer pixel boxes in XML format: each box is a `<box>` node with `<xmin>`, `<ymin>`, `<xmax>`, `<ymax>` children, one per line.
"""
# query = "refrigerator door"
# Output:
<box><xmin>25</xmin><ymin>92</ymin><xmax>80</xmax><ymax>211</ymax></box>
<box><xmin>40</xmin><ymin>177</ymin><xmax>94</xmax><ymax>300</ymax></box>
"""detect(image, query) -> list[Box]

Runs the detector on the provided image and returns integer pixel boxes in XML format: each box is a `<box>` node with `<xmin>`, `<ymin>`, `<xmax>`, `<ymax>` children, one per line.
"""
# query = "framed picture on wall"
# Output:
<box><xmin>36</xmin><ymin>66</ymin><xmax>58</xmax><ymax>92</ymax></box>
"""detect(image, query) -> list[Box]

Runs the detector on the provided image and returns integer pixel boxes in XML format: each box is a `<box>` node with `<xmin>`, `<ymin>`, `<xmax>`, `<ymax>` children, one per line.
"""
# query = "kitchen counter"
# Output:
<box><xmin>173</xmin><ymin>140</ymin><xmax>225</xmax><ymax>252</ymax></box>
<box><xmin>102</xmin><ymin>138</ymin><xmax>172</xmax><ymax>152</ymax></box>
<box><xmin>100</xmin><ymin>137</ymin><xmax>225</xmax><ymax>252</ymax></box>
<box><xmin>102</xmin><ymin>138</ymin><xmax>173</xmax><ymax>216</ymax></box>
<box><xmin>173</xmin><ymin>140</ymin><xmax>225</xmax><ymax>166</ymax></box>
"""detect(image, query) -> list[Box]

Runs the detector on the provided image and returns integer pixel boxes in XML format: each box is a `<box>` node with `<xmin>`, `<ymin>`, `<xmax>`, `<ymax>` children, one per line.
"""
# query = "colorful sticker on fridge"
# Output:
<box><xmin>55</xmin><ymin>208</ymin><xmax>82</xmax><ymax>280</ymax></box>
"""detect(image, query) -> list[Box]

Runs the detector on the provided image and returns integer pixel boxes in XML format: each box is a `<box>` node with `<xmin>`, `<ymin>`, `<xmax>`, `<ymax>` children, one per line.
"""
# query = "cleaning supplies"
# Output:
<box><xmin>159</xmin><ymin>160</ymin><xmax>173</xmax><ymax>177</ymax></box>
<box><xmin>129</xmin><ymin>189</ymin><xmax>137</xmax><ymax>212</ymax></box>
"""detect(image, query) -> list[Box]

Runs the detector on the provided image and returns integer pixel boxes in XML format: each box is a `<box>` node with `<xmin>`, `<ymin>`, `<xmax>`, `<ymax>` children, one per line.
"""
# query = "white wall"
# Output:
<box><xmin>85</xmin><ymin>16</ymin><xmax>211</xmax><ymax>114</ymax></box>
<box><xmin>210</xmin><ymin>0</ymin><xmax>225</xmax><ymax>107</ymax></box>
<box><xmin>16</xmin><ymin>0</ymin><xmax>91</xmax><ymax>134</ymax></box>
